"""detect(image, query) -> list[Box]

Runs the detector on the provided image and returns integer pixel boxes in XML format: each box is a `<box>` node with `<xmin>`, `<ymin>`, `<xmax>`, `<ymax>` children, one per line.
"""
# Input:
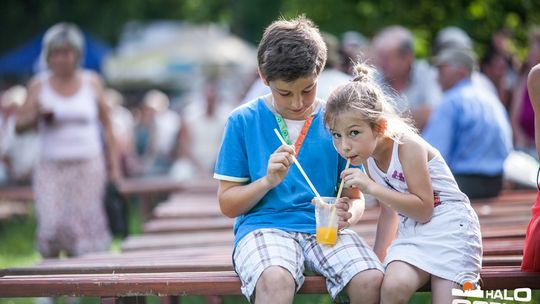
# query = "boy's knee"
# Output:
<box><xmin>257</xmin><ymin>266</ymin><xmax>295</xmax><ymax>294</ymax></box>
<box><xmin>350</xmin><ymin>269</ymin><xmax>383</xmax><ymax>289</ymax></box>
<box><xmin>381</xmin><ymin>275</ymin><xmax>416</xmax><ymax>302</ymax></box>
<box><xmin>346</xmin><ymin>269</ymin><xmax>383</xmax><ymax>300</ymax></box>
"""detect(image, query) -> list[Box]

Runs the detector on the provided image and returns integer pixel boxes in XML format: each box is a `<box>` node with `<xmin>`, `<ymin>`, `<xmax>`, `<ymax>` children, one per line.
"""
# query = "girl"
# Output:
<box><xmin>324</xmin><ymin>63</ymin><xmax>482</xmax><ymax>304</ymax></box>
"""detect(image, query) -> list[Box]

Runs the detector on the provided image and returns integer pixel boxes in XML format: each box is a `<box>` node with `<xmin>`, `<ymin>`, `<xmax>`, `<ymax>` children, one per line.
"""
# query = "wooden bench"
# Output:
<box><xmin>0</xmin><ymin>176</ymin><xmax>218</xmax><ymax>222</ymax></box>
<box><xmin>0</xmin><ymin>184</ymin><xmax>33</xmax><ymax>220</ymax></box>
<box><xmin>1</xmin><ymin>189</ymin><xmax>538</xmax><ymax>302</ymax></box>
<box><xmin>0</xmin><ymin>200</ymin><xmax>30</xmax><ymax>220</ymax></box>
<box><xmin>1</xmin><ymin>267</ymin><xmax>539</xmax><ymax>300</ymax></box>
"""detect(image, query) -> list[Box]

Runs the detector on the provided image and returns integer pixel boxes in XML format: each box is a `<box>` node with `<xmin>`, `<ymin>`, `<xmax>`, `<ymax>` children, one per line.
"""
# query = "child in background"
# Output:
<box><xmin>324</xmin><ymin>62</ymin><xmax>482</xmax><ymax>304</ymax></box>
<box><xmin>214</xmin><ymin>16</ymin><xmax>383</xmax><ymax>303</ymax></box>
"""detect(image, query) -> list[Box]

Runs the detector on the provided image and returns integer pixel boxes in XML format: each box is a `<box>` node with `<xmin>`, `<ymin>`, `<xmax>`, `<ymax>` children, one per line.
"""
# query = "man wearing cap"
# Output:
<box><xmin>422</xmin><ymin>48</ymin><xmax>513</xmax><ymax>199</ymax></box>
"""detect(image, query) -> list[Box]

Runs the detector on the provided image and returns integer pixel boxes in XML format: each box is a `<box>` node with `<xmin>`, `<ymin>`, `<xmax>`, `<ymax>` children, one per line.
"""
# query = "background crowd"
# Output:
<box><xmin>0</xmin><ymin>12</ymin><xmax>540</xmax><ymax>259</ymax></box>
<box><xmin>1</xmin><ymin>22</ymin><xmax>538</xmax><ymax>186</ymax></box>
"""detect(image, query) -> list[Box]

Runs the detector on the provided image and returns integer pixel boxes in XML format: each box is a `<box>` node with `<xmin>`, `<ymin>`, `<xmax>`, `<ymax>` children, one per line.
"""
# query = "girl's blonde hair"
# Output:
<box><xmin>324</xmin><ymin>62</ymin><xmax>417</xmax><ymax>139</ymax></box>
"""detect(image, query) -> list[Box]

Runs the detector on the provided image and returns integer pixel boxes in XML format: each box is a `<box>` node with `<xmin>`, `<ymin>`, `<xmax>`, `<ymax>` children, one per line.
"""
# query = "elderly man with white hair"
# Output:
<box><xmin>372</xmin><ymin>25</ymin><xmax>442</xmax><ymax>130</ymax></box>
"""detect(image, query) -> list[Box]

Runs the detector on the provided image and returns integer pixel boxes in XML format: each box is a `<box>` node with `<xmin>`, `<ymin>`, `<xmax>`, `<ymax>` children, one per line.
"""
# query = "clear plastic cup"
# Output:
<box><xmin>315</xmin><ymin>197</ymin><xmax>338</xmax><ymax>245</ymax></box>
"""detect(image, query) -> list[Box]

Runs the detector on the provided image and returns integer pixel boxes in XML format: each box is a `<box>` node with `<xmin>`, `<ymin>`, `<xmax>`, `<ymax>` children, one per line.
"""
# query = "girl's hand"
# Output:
<box><xmin>335</xmin><ymin>197</ymin><xmax>353</xmax><ymax>230</ymax></box>
<box><xmin>341</xmin><ymin>168</ymin><xmax>375</xmax><ymax>194</ymax></box>
<box><xmin>264</xmin><ymin>144</ymin><xmax>295</xmax><ymax>188</ymax></box>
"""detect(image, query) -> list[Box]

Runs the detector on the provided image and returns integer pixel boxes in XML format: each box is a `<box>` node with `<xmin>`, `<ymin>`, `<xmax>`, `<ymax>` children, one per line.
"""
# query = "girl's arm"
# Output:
<box><xmin>343</xmin><ymin>137</ymin><xmax>435</xmax><ymax>223</ymax></box>
<box><xmin>373</xmin><ymin>203</ymin><xmax>399</xmax><ymax>261</ymax></box>
<box><xmin>217</xmin><ymin>144</ymin><xmax>294</xmax><ymax>218</ymax></box>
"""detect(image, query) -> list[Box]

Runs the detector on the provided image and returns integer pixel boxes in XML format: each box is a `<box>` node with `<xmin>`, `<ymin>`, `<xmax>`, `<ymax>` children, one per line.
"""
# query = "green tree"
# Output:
<box><xmin>1</xmin><ymin>0</ymin><xmax>539</xmax><ymax>61</ymax></box>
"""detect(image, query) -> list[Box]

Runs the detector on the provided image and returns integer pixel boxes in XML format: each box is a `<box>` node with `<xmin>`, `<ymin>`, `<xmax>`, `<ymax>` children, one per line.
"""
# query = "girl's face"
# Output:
<box><xmin>264</xmin><ymin>75</ymin><xmax>318</xmax><ymax>120</ymax></box>
<box><xmin>329</xmin><ymin>110</ymin><xmax>380</xmax><ymax>166</ymax></box>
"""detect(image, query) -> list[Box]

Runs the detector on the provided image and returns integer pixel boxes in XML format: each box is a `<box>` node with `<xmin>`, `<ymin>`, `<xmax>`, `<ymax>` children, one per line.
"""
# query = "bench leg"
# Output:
<box><xmin>160</xmin><ymin>296</ymin><xmax>178</xmax><ymax>304</ymax></box>
<box><xmin>101</xmin><ymin>297</ymin><xmax>146</xmax><ymax>304</ymax></box>
<box><xmin>205</xmin><ymin>296</ymin><xmax>222</xmax><ymax>304</ymax></box>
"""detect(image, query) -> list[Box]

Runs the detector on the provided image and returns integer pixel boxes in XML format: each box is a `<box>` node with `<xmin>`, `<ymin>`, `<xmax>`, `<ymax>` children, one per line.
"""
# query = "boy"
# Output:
<box><xmin>214</xmin><ymin>16</ymin><xmax>383</xmax><ymax>303</ymax></box>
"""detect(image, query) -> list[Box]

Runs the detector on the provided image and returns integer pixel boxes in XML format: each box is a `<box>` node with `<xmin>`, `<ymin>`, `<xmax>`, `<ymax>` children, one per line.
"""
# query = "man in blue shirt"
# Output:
<box><xmin>423</xmin><ymin>48</ymin><xmax>513</xmax><ymax>199</ymax></box>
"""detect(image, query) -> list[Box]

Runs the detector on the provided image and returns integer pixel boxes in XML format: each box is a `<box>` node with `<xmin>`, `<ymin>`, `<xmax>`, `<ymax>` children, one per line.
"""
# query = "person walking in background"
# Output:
<box><xmin>171</xmin><ymin>79</ymin><xmax>229</xmax><ymax>181</ymax></box>
<box><xmin>481</xmin><ymin>48</ymin><xmax>513</xmax><ymax>109</ymax></box>
<box><xmin>522</xmin><ymin>62</ymin><xmax>540</xmax><ymax>271</ymax></box>
<box><xmin>372</xmin><ymin>26</ymin><xmax>442</xmax><ymax>131</ymax></box>
<box><xmin>15</xmin><ymin>23</ymin><xmax>119</xmax><ymax>257</ymax></box>
<box><xmin>134</xmin><ymin>89</ymin><xmax>180</xmax><ymax>175</ymax></box>
<box><xmin>317</xmin><ymin>32</ymin><xmax>351</xmax><ymax>101</ymax></box>
<box><xmin>423</xmin><ymin>48</ymin><xmax>512</xmax><ymax>199</ymax></box>
<box><xmin>511</xmin><ymin>27</ymin><xmax>540</xmax><ymax>159</ymax></box>
<box><xmin>104</xmin><ymin>88</ymin><xmax>138</xmax><ymax>177</ymax></box>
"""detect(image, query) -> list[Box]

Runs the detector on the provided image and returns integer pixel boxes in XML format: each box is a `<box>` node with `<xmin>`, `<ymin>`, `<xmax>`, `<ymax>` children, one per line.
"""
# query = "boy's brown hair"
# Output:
<box><xmin>257</xmin><ymin>15</ymin><xmax>327</xmax><ymax>82</ymax></box>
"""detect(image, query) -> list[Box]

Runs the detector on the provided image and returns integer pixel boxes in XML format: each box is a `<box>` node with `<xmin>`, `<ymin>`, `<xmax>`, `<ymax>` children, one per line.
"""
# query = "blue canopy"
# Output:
<box><xmin>0</xmin><ymin>31</ymin><xmax>110</xmax><ymax>77</ymax></box>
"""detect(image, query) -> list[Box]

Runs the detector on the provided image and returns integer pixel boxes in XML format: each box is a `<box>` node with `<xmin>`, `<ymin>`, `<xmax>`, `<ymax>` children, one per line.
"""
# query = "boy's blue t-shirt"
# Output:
<box><xmin>214</xmin><ymin>97</ymin><xmax>348</xmax><ymax>246</ymax></box>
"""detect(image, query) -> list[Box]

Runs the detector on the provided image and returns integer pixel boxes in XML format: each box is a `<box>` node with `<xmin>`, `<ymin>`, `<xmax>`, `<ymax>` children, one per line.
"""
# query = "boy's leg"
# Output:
<box><xmin>233</xmin><ymin>228</ymin><xmax>305</xmax><ymax>303</ymax></box>
<box><xmin>302</xmin><ymin>229</ymin><xmax>384</xmax><ymax>303</ymax></box>
<box><xmin>255</xmin><ymin>266</ymin><xmax>295</xmax><ymax>304</ymax></box>
<box><xmin>381</xmin><ymin>261</ymin><xmax>430</xmax><ymax>304</ymax></box>
<box><xmin>431</xmin><ymin>275</ymin><xmax>458</xmax><ymax>304</ymax></box>
<box><xmin>346</xmin><ymin>269</ymin><xmax>383</xmax><ymax>304</ymax></box>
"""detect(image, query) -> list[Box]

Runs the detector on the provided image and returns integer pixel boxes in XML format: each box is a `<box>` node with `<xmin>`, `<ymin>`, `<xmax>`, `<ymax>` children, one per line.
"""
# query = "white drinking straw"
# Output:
<box><xmin>273</xmin><ymin>128</ymin><xmax>323</xmax><ymax>203</ymax></box>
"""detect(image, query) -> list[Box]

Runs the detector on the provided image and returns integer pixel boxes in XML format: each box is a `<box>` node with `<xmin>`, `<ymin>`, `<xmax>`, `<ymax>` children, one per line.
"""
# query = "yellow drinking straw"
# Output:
<box><xmin>336</xmin><ymin>158</ymin><xmax>351</xmax><ymax>200</ymax></box>
<box><xmin>326</xmin><ymin>158</ymin><xmax>351</xmax><ymax>239</ymax></box>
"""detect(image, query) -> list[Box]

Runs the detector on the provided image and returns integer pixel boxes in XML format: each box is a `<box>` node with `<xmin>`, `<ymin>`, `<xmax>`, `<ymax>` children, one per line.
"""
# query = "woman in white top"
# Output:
<box><xmin>324</xmin><ymin>63</ymin><xmax>482</xmax><ymax>304</ymax></box>
<box><xmin>16</xmin><ymin>23</ymin><xmax>120</xmax><ymax>257</ymax></box>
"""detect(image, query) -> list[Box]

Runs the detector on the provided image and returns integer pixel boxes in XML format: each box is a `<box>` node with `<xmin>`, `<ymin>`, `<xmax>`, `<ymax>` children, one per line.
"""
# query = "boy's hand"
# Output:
<box><xmin>342</xmin><ymin>168</ymin><xmax>375</xmax><ymax>194</ymax></box>
<box><xmin>264</xmin><ymin>144</ymin><xmax>295</xmax><ymax>188</ymax></box>
<box><xmin>310</xmin><ymin>197</ymin><xmax>353</xmax><ymax>230</ymax></box>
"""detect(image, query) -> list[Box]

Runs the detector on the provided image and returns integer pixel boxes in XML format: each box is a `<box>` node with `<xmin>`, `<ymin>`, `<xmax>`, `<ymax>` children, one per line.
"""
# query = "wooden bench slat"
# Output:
<box><xmin>1</xmin><ymin>267</ymin><xmax>539</xmax><ymax>297</ymax></box>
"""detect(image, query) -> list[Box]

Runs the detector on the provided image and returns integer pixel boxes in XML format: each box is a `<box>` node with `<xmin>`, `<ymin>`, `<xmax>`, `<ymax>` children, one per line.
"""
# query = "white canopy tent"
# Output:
<box><xmin>103</xmin><ymin>21</ymin><xmax>257</xmax><ymax>93</ymax></box>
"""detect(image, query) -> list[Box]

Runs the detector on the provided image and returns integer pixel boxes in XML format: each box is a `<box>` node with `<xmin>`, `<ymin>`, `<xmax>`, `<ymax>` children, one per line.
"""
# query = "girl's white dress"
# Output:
<box><xmin>367</xmin><ymin>136</ymin><xmax>482</xmax><ymax>284</ymax></box>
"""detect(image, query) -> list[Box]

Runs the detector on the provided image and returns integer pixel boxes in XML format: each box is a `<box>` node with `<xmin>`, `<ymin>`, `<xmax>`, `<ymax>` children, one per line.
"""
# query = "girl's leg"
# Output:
<box><xmin>381</xmin><ymin>261</ymin><xmax>430</xmax><ymax>304</ymax></box>
<box><xmin>431</xmin><ymin>275</ymin><xmax>459</xmax><ymax>304</ymax></box>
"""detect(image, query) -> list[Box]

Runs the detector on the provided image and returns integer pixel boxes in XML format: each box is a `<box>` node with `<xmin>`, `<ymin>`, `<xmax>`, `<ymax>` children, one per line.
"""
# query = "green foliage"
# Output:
<box><xmin>1</xmin><ymin>0</ymin><xmax>539</xmax><ymax>58</ymax></box>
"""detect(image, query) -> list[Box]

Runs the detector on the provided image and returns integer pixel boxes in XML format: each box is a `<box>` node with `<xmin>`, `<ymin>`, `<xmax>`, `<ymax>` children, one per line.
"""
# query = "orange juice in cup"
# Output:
<box><xmin>315</xmin><ymin>197</ymin><xmax>338</xmax><ymax>245</ymax></box>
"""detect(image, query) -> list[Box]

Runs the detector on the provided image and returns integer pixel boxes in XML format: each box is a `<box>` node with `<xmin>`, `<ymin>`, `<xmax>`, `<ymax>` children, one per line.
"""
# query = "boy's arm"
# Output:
<box><xmin>218</xmin><ymin>178</ymin><xmax>273</xmax><ymax>218</ymax></box>
<box><xmin>373</xmin><ymin>203</ymin><xmax>399</xmax><ymax>261</ymax></box>
<box><xmin>217</xmin><ymin>144</ymin><xmax>295</xmax><ymax>218</ymax></box>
